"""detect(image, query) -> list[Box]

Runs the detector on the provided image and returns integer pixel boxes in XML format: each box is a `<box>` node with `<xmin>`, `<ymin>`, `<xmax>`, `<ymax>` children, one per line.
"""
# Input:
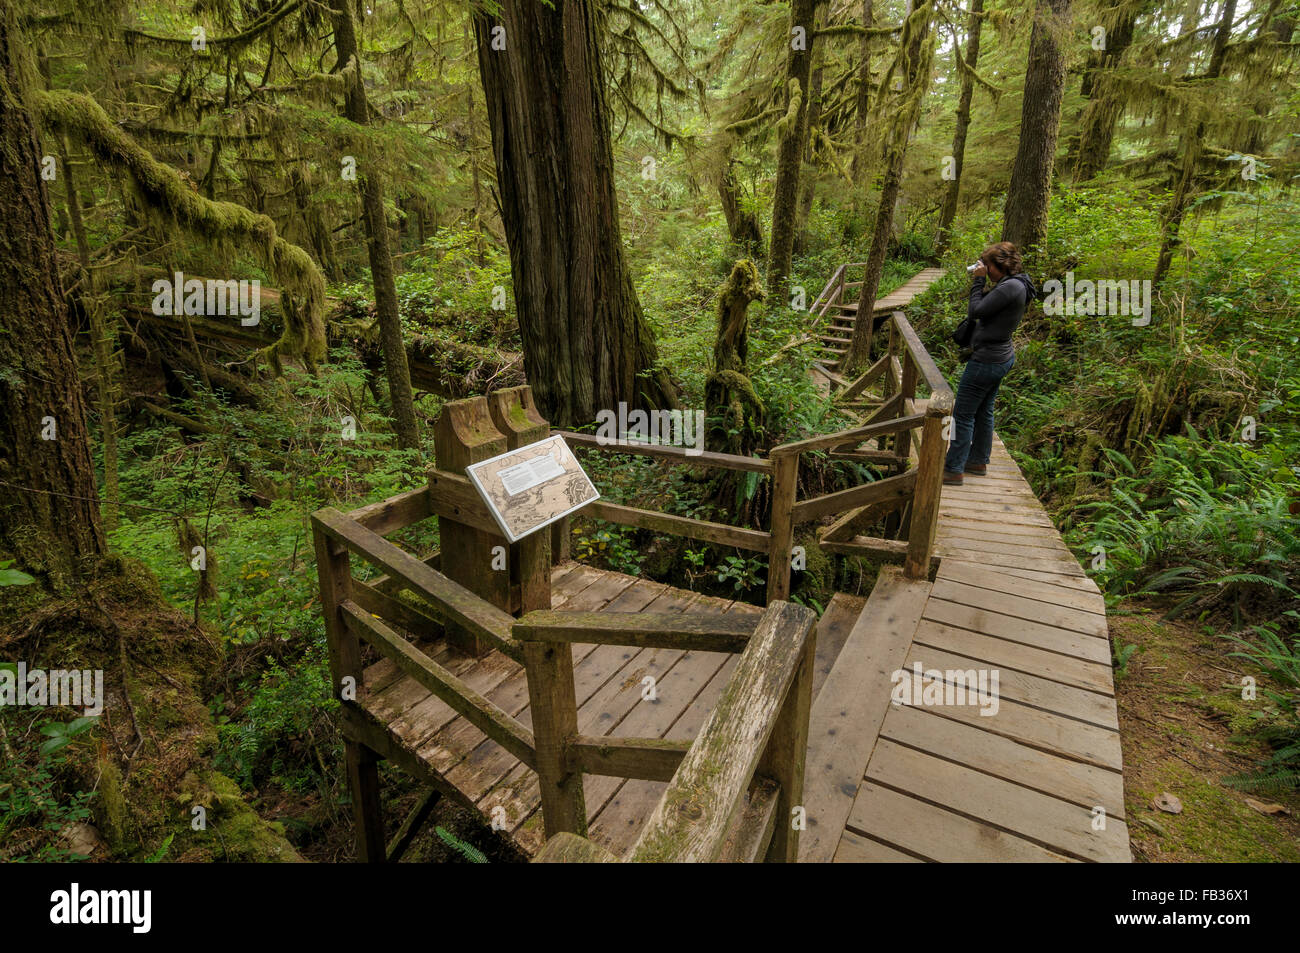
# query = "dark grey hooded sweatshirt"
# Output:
<box><xmin>967</xmin><ymin>272</ymin><xmax>1036</xmax><ymax>364</ymax></box>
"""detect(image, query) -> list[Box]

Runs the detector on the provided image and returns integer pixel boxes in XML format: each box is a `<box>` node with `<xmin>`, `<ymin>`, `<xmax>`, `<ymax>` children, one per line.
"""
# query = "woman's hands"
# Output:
<box><xmin>971</xmin><ymin>261</ymin><xmax>988</xmax><ymax>279</ymax></box>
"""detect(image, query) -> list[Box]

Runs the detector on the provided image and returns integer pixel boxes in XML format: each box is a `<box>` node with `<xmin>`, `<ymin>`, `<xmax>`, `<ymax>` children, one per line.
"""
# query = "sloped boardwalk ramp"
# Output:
<box><xmin>802</xmin><ymin>437</ymin><xmax>1130</xmax><ymax>863</ymax></box>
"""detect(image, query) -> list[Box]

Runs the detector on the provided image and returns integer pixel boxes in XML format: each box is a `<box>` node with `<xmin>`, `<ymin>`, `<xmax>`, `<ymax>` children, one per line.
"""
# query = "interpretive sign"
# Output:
<box><xmin>465</xmin><ymin>435</ymin><xmax>598</xmax><ymax>543</ymax></box>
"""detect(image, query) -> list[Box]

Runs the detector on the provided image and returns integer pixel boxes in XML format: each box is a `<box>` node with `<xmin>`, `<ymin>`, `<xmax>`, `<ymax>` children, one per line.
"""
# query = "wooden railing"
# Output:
<box><xmin>789</xmin><ymin>308</ymin><xmax>954</xmax><ymax>578</ymax></box>
<box><xmin>529</xmin><ymin>600</ymin><xmax>817</xmax><ymax>863</ymax></box>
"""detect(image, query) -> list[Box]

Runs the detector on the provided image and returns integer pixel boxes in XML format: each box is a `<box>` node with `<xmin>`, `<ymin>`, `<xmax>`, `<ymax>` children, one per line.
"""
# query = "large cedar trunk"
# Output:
<box><xmin>1000</xmin><ymin>0</ymin><xmax>1071</xmax><ymax>257</ymax></box>
<box><xmin>935</xmin><ymin>0</ymin><xmax>985</xmax><ymax>256</ymax></box>
<box><xmin>331</xmin><ymin>1</ymin><xmax>420</xmax><ymax>450</ymax></box>
<box><xmin>766</xmin><ymin>0</ymin><xmax>819</xmax><ymax>302</ymax></box>
<box><xmin>473</xmin><ymin>1</ymin><xmax>679</xmax><ymax>427</ymax></box>
<box><xmin>0</xmin><ymin>4</ymin><xmax>105</xmax><ymax>580</ymax></box>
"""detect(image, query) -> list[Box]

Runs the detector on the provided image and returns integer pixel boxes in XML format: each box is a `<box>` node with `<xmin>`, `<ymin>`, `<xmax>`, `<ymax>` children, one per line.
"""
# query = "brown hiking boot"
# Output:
<box><xmin>943</xmin><ymin>471</ymin><xmax>964</xmax><ymax>486</ymax></box>
<box><xmin>966</xmin><ymin>464</ymin><xmax>987</xmax><ymax>475</ymax></box>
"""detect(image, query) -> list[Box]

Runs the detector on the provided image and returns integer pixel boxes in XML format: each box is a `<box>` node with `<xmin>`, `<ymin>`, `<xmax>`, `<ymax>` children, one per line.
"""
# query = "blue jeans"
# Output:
<box><xmin>944</xmin><ymin>355</ymin><xmax>1014</xmax><ymax>473</ymax></box>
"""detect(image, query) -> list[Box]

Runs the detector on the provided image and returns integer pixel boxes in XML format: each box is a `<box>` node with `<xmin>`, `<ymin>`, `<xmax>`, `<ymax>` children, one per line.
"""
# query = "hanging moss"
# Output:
<box><xmin>35</xmin><ymin>89</ymin><xmax>327</xmax><ymax>371</ymax></box>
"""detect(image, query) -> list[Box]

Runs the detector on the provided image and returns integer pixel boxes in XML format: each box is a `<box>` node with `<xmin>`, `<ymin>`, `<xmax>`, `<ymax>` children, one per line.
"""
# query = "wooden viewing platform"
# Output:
<box><xmin>311</xmin><ymin>277</ymin><xmax>1129</xmax><ymax>863</ymax></box>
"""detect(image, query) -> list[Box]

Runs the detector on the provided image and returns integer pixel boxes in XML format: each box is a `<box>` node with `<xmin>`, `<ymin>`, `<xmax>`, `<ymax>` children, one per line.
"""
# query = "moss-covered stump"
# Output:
<box><xmin>0</xmin><ymin>555</ymin><xmax>301</xmax><ymax>862</ymax></box>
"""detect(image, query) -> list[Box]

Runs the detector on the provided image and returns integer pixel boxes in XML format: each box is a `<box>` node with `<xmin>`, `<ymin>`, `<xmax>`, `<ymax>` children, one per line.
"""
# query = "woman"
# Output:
<box><xmin>943</xmin><ymin>241</ymin><xmax>1036</xmax><ymax>485</ymax></box>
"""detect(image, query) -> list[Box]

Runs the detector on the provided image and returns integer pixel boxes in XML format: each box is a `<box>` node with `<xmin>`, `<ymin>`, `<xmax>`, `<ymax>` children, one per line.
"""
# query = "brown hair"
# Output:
<box><xmin>980</xmin><ymin>241</ymin><xmax>1022</xmax><ymax>276</ymax></box>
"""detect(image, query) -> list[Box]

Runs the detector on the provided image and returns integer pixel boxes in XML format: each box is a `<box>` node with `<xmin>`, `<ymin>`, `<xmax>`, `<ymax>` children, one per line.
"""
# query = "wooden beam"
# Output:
<box><xmin>891</xmin><ymin>311</ymin><xmax>954</xmax><ymax>415</ymax></box>
<box><xmin>834</xmin><ymin>353</ymin><xmax>890</xmax><ymax>403</ymax></box>
<box><xmin>568</xmin><ymin>736</ymin><xmax>690</xmax><ymax>781</ymax></box>
<box><xmin>770</xmin><ymin>413</ymin><xmax>924</xmax><ymax>458</ymax></box>
<box><xmin>791</xmin><ymin>469</ymin><xmax>917</xmax><ymax>525</ymax></box>
<box><xmin>585</xmin><ymin>500</ymin><xmax>769</xmax><ymax>552</ymax></box>
<box><xmin>905</xmin><ymin>413</ymin><xmax>946</xmax><ymax>578</ymax></box>
<box><xmin>345</xmin><ymin>486</ymin><xmax>433</xmax><ymax>536</ymax></box>
<box><xmin>386</xmin><ymin>789</ymin><xmax>441</xmax><ymax>862</ymax></box>
<box><xmin>425</xmin><ymin>470</ymin><xmax>502</xmax><ymax>535</ymax></box>
<box><xmin>766</xmin><ymin>455</ymin><xmax>799</xmax><ymax>602</ymax></box>
<box><xmin>522</xmin><ymin>639</ymin><xmax>587</xmax><ymax>838</ymax></box>
<box><xmin>351</xmin><ymin>579</ymin><xmax>443</xmax><ymax>642</ymax></box>
<box><xmin>558</xmin><ymin>430</ymin><xmax>772</xmax><ymax>473</ymax></box>
<box><xmin>627</xmin><ymin>601</ymin><xmax>817</xmax><ymax>863</ymax></box>
<box><xmin>514</xmin><ymin>610</ymin><xmax>756</xmax><ymax>653</ymax></box>
<box><xmin>312</xmin><ymin>507</ymin><xmax>521</xmax><ymax>660</ymax></box>
<box><xmin>533</xmin><ymin>832</ymin><xmax>618</xmax><ymax>863</ymax></box>
<box><xmin>340</xmin><ymin>601</ymin><xmax>536</xmax><ymax>767</ymax></box>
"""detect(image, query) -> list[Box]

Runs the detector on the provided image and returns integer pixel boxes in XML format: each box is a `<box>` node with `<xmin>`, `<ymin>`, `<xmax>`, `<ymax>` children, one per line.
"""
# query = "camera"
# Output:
<box><xmin>966</xmin><ymin>262</ymin><xmax>982</xmax><ymax>274</ymax></box>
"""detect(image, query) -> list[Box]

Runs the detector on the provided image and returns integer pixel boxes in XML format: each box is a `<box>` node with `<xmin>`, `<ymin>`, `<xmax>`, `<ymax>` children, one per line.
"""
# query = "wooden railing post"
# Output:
<box><xmin>433</xmin><ymin>396</ymin><xmax>509</xmax><ymax>654</ymax></box>
<box><xmin>522</xmin><ymin>637</ymin><xmax>587</xmax><ymax>838</ymax></box>
<box><xmin>905</xmin><ymin>411</ymin><xmax>946</xmax><ymax>578</ymax></box>
<box><xmin>487</xmin><ymin>386</ymin><xmax>552</xmax><ymax>611</ymax></box>
<box><xmin>895</xmin><ymin>352</ymin><xmax>917</xmax><ymax>467</ymax></box>
<box><xmin>311</xmin><ymin>519</ymin><xmax>384</xmax><ymax>861</ymax></box>
<box><xmin>766</xmin><ymin>453</ymin><xmax>799</xmax><ymax>603</ymax></box>
<box><xmin>757</xmin><ymin>622</ymin><xmax>815</xmax><ymax>862</ymax></box>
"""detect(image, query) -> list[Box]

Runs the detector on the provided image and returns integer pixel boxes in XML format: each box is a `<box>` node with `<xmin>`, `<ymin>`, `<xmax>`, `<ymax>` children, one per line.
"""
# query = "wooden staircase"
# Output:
<box><xmin>809</xmin><ymin>266</ymin><xmax>946</xmax><ymax>374</ymax></box>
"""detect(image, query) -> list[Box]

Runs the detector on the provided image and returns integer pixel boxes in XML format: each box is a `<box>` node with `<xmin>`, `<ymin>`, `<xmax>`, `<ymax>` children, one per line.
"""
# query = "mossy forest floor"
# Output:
<box><xmin>1112</xmin><ymin>605</ymin><xmax>1300</xmax><ymax>862</ymax></box>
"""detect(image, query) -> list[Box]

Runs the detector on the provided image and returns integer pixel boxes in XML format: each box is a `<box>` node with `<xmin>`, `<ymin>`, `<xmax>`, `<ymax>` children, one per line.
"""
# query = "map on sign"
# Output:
<box><xmin>465</xmin><ymin>435</ymin><xmax>598</xmax><ymax>543</ymax></box>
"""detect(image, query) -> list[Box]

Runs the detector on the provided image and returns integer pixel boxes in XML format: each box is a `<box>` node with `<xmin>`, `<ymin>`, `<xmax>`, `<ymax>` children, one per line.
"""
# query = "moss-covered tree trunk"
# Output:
<box><xmin>1068</xmin><ymin>0</ymin><xmax>1141</xmax><ymax>182</ymax></box>
<box><xmin>795</xmin><ymin>45</ymin><xmax>825</xmax><ymax>255</ymax></box>
<box><xmin>473</xmin><ymin>0</ymin><xmax>679</xmax><ymax>427</ymax></box>
<box><xmin>1153</xmin><ymin>0</ymin><xmax>1236</xmax><ymax>288</ymax></box>
<box><xmin>0</xmin><ymin>4</ymin><xmax>105</xmax><ymax>581</ymax></box>
<box><xmin>934</xmin><ymin>0</ymin><xmax>984</xmax><ymax>257</ymax></box>
<box><xmin>1000</xmin><ymin>0</ymin><xmax>1071</xmax><ymax>258</ymax></box>
<box><xmin>845</xmin><ymin>0</ymin><xmax>933</xmax><ymax>372</ymax></box>
<box><xmin>719</xmin><ymin>156</ymin><xmax>764</xmax><ymax>253</ymax></box>
<box><xmin>850</xmin><ymin>0</ymin><xmax>876</xmax><ymax>182</ymax></box>
<box><xmin>766</xmin><ymin>0</ymin><xmax>819</xmax><ymax>303</ymax></box>
<box><xmin>331</xmin><ymin>1</ymin><xmax>420</xmax><ymax>450</ymax></box>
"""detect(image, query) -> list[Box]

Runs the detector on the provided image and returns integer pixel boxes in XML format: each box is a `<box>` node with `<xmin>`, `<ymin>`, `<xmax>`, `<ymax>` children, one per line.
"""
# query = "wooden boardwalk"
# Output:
<box><xmin>348</xmin><ymin>563</ymin><xmax>763</xmax><ymax>858</ymax></box>
<box><xmin>802</xmin><ymin>435</ymin><xmax>1130</xmax><ymax>863</ymax></box>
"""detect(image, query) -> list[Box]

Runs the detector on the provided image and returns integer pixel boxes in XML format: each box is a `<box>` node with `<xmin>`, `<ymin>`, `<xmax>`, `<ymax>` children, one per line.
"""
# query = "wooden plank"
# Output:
<box><xmin>585</xmin><ymin>499</ymin><xmax>769</xmax><ymax>552</ymax></box>
<box><xmin>767</xmin><ymin>454</ymin><xmax>799</xmax><ymax>601</ymax></box>
<box><xmin>914</xmin><ymin>619</ymin><xmax>1114</xmax><ymax>694</ymax></box>
<box><xmin>881</xmin><ymin>705</ymin><xmax>1125</xmax><ymax>818</ymax></box>
<box><xmin>938</xmin><ymin>517</ymin><xmax>1053</xmax><ymax>537</ymax></box>
<box><xmin>757</xmin><ymin>626</ymin><xmax>816</xmax><ymax>861</ymax></box>
<box><xmin>351</xmin><ymin>580</ymin><xmax>444</xmax><ymax>641</ymax></box>
<box><xmin>938</xmin><ymin>502</ymin><xmax>1055</xmax><ymax>527</ymax></box>
<box><xmin>866</xmin><ymin>740</ymin><xmax>1129</xmax><ymax>861</ymax></box>
<box><xmin>939</xmin><ymin>559</ymin><xmax>1102</xmax><ymax>594</ymax></box>
<box><xmin>568</xmin><ymin>736</ymin><xmax>690</xmax><ymax>781</ymax></box>
<box><xmin>522</xmin><ymin>636</ymin><xmax>587</xmax><ymax>837</ymax></box>
<box><xmin>513</xmin><ymin>609</ymin><xmax>757</xmax><ymax>653</ymax></box>
<box><xmin>937</xmin><ymin>561</ymin><xmax>1103</xmax><ymax>614</ymax></box>
<box><xmin>923</xmin><ymin>598</ymin><xmax>1112</xmax><ymax>664</ymax></box>
<box><xmin>798</xmin><ymin>567</ymin><xmax>931</xmax><ymax>863</ymax></box>
<box><xmin>890</xmin><ymin>312</ymin><xmax>953</xmax><ymax>414</ymax></box>
<box><xmin>938</xmin><ymin>544</ymin><xmax>1089</xmax><ymax>577</ymax></box>
<box><xmin>902</xmin><ymin>643</ymin><xmax>1118</xmax><ymax>728</ymax></box>
<box><xmin>628</xmin><ymin>602</ymin><xmax>817</xmax><ymax>862</ymax></box>
<box><xmin>938</xmin><ymin>524</ymin><xmax>1075</xmax><ymax>549</ymax></box>
<box><xmin>811</xmin><ymin>594</ymin><xmax>866</xmax><ymax>701</ymax></box>
<box><xmin>312</xmin><ymin>507</ymin><xmax>521</xmax><ymax>659</ymax></box>
<box><xmin>929</xmin><ymin>579</ymin><xmax>1107</xmax><ymax>637</ymax></box>
<box><xmin>903</xmin><ymin>685</ymin><xmax>1124</xmax><ymax>769</ymax></box>
<box><xmin>833</xmin><ymin>827</ymin><xmax>924</xmax><ymax>863</ymax></box>
<box><xmin>846</xmin><ymin>781</ymin><xmax>1071</xmax><ymax>863</ymax></box>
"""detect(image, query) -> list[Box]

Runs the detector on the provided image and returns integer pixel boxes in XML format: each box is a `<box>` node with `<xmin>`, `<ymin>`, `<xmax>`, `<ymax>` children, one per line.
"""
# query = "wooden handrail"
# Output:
<box><xmin>557</xmin><ymin>430</ymin><xmax>772</xmax><ymax>473</ymax></box>
<box><xmin>340</xmin><ymin>601</ymin><xmax>537</xmax><ymax>768</ymax></box>
<box><xmin>311</xmin><ymin>506</ymin><xmax>522</xmax><ymax>661</ymax></box>
<box><xmin>890</xmin><ymin>310</ymin><xmax>954</xmax><ymax>415</ymax></box>
<box><xmin>625</xmin><ymin>601</ymin><xmax>816</xmax><ymax>862</ymax></box>
<box><xmin>769</xmin><ymin>413</ymin><xmax>926</xmax><ymax>457</ymax></box>
<box><xmin>513</xmin><ymin>610</ymin><xmax>757</xmax><ymax>653</ymax></box>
